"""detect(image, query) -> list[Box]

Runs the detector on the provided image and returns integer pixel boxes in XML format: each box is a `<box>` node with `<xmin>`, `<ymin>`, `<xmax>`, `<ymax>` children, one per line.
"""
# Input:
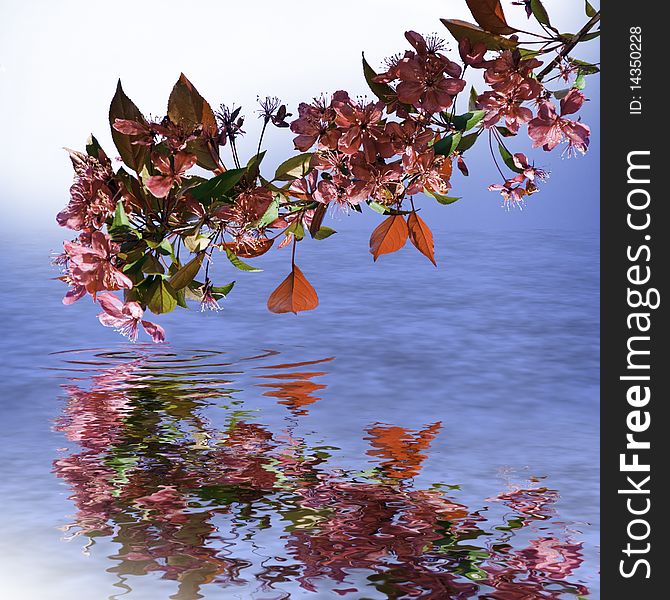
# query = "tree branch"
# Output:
<box><xmin>537</xmin><ymin>11</ymin><xmax>601</xmax><ymax>82</ymax></box>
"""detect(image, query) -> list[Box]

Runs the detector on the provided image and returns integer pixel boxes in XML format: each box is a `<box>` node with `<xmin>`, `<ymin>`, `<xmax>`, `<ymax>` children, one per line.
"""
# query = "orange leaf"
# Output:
<box><xmin>369</xmin><ymin>215</ymin><xmax>409</xmax><ymax>261</ymax></box>
<box><xmin>407</xmin><ymin>212</ymin><xmax>437</xmax><ymax>266</ymax></box>
<box><xmin>267</xmin><ymin>264</ymin><xmax>319</xmax><ymax>314</ymax></box>
<box><xmin>465</xmin><ymin>0</ymin><xmax>516</xmax><ymax>35</ymax></box>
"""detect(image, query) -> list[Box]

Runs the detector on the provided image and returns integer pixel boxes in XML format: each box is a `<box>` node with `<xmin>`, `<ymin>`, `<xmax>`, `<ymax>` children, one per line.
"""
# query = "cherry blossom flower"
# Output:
<box><xmin>406</xmin><ymin>152</ymin><xmax>452</xmax><ymax>195</ymax></box>
<box><xmin>145</xmin><ymin>151</ymin><xmax>197</xmax><ymax>198</ymax></box>
<box><xmin>396</xmin><ymin>55</ymin><xmax>465</xmax><ymax>113</ymax></box>
<box><xmin>484</xmin><ymin>50</ymin><xmax>543</xmax><ymax>95</ymax></box>
<box><xmin>234</xmin><ymin>186</ymin><xmax>273</xmax><ymax>225</ymax></box>
<box><xmin>200</xmin><ymin>281</ymin><xmax>223</xmax><ymax>312</ymax></box>
<box><xmin>512</xmin><ymin>152</ymin><xmax>549</xmax><ymax>182</ymax></box>
<box><xmin>478</xmin><ymin>81</ymin><xmax>540</xmax><ymax>133</ymax></box>
<box><xmin>57</xmin><ymin>150</ymin><xmax>116</xmax><ymax>232</ymax></box>
<box><xmin>488</xmin><ymin>174</ymin><xmax>529</xmax><ymax>210</ymax></box>
<box><xmin>97</xmin><ymin>293</ymin><xmax>165</xmax><ymax>342</ymax></box>
<box><xmin>63</xmin><ymin>231</ymin><xmax>132</xmax><ymax>299</ymax></box>
<box><xmin>288</xmin><ymin>170</ymin><xmax>319</xmax><ymax>201</ymax></box>
<box><xmin>458</xmin><ymin>38</ymin><xmax>488</xmax><ymax>68</ymax></box>
<box><xmin>333</xmin><ymin>99</ymin><xmax>390</xmax><ymax>162</ymax></box>
<box><xmin>290</xmin><ymin>92</ymin><xmax>348</xmax><ymax>151</ymax></box>
<box><xmin>528</xmin><ymin>89</ymin><xmax>590</xmax><ymax>154</ymax></box>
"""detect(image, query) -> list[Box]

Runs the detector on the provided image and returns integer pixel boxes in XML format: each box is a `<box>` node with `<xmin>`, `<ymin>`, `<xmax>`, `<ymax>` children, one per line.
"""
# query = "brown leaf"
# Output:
<box><xmin>267</xmin><ymin>265</ymin><xmax>319</xmax><ymax>314</ymax></box>
<box><xmin>167</xmin><ymin>73</ymin><xmax>218</xmax><ymax>136</ymax></box>
<box><xmin>441</xmin><ymin>19</ymin><xmax>518</xmax><ymax>50</ymax></box>
<box><xmin>369</xmin><ymin>215</ymin><xmax>409</xmax><ymax>261</ymax></box>
<box><xmin>465</xmin><ymin>0</ymin><xmax>516</xmax><ymax>35</ymax></box>
<box><xmin>308</xmin><ymin>203</ymin><xmax>328</xmax><ymax>238</ymax></box>
<box><xmin>407</xmin><ymin>212</ymin><xmax>436</xmax><ymax>266</ymax></box>
<box><xmin>222</xmin><ymin>237</ymin><xmax>274</xmax><ymax>259</ymax></box>
<box><xmin>109</xmin><ymin>80</ymin><xmax>150</xmax><ymax>173</ymax></box>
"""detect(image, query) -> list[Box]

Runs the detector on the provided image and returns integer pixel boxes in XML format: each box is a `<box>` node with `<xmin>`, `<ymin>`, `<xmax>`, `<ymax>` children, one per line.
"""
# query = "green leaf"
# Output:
<box><xmin>313</xmin><ymin>226</ymin><xmax>337</xmax><ymax>240</ymax></box>
<box><xmin>110</xmin><ymin>200</ymin><xmax>130</xmax><ymax>230</ymax></box>
<box><xmin>175</xmin><ymin>287</ymin><xmax>189</xmax><ymax>309</ymax></box>
<box><xmin>109</xmin><ymin>80</ymin><xmax>149</xmax><ymax>173</ymax></box>
<box><xmin>168</xmin><ymin>254</ymin><xmax>204</xmax><ymax>290</ymax></box>
<box><xmin>224</xmin><ymin>248</ymin><xmax>263</xmax><ymax>272</ymax></box>
<box><xmin>452</xmin><ymin>110</ymin><xmax>486</xmax><ymax>132</ymax></box>
<box><xmin>183</xmin><ymin>233</ymin><xmax>211</xmax><ymax>253</ymax></box>
<box><xmin>211</xmin><ymin>281</ymin><xmax>235</xmax><ymax>298</ymax></box>
<box><xmin>496</xmin><ymin>126</ymin><xmax>516</xmax><ymax>137</ymax></box>
<box><xmin>573</xmin><ymin>73</ymin><xmax>586</xmax><ymax>90</ymax></box>
<box><xmin>426</xmin><ymin>189</ymin><xmax>462</xmax><ymax>205</ymax></box>
<box><xmin>146</xmin><ymin>278</ymin><xmax>178</xmax><ymax>315</ymax></box>
<box><xmin>85</xmin><ymin>134</ymin><xmax>104</xmax><ymax>160</ymax></box>
<box><xmin>362</xmin><ymin>53</ymin><xmax>397</xmax><ymax>105</ymax></box>
<box><xmin>434</xmin><ymin>132</ymin><xmax>462</xmax><ymax>156</ymax></box>
<box><xmin>498</xmin><ymin>143</ymin><xmax>523</xmax><ymax>173</ymax></box>
<box><xmin>518</xmin><ymin>48</ymin><xmax>542</xmax><ymax>59</ymax></box>
<box><xmin>286</xmin><ymin>220</ymin><xmax>305</xmax><ymax>240</ymax></box>
<box><xmin>468</xmin><ymin>86</ymin><xmax>478</xmax><ymax>112</ymax></box>
<box><xmin>274</xmin><ymin>153</ymin><xmax>313</xmax><ymax>181</ymax></box>
<box><xmin>254</xmin><ymin>195</ymin><xmax>280</xmax><ymax>228</ymax></box>
<box><xmin>530</xmin><ymin>0</ymin><xmax>551</xmax><ymax>27</ymax></box>
<box><xmin>585</xmin><ymin>0</ymin><xmax>597</xmax><ymax>17</ymax></box>
<box><xmin>139</xmin><ymin>253</ymin><xmax>165</xmax><ymax>275</ymax></box>
<box><xmin>366</xmin><ymin>200</ymin><xmax>412</xmax><ymax>216</ymax></box>
<box><xmin>553</xmin><ymin>88</ymin><xmax>571</xmax><ymax>100</ymax></box>
<box><xmin>441</xmin><ymin>19</ymin><xmax>518</xmax><ymax>50</ymax></box>
<box><xmin>190</xmin><ymin>168</ymin><xmax>246</xmax><ymax>202</ymax></box>
<box><xmin>581</xmin><ymin>30</ymin><xmax>600</xmax><ymax>42</ymax></box>
<box><xmin>457</xmin><ymin>133</ymin><xmax>479</xmax><ymax>153</ymax></box>
<box><xmin>157</xmin><ymin>239</ymin><xmax>174</xmax><ymax>256</ymax></box>
<box><xmin>146</xmin><ymin>238</ymin><xmax>174</xmax><ymax>256</ymax></box>
<box><xmin>245</xmin><ymin>150</ymin><xmax>266</xmax><ymax>184</ymax></box>
<box><xmin>569</xmin><ymin>58</ymin><xmax>600</xmax><ymax>75</ymax></box>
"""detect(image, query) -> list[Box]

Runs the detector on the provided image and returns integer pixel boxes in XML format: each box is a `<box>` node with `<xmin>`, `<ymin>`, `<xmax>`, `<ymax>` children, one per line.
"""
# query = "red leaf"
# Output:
<box><xmin>465</xmin><ymin>0</ymin><xmax>516</xmax><ymax>35</ymax></box>
<box><xmin>407</xmin><ymin>212</ymin><xmax>437</xmax><ymax>266</ymax></box>
<box><xmin>267</xmin><ymin>265</ymin><xmax>319</xmax><ymax>314</ymax></box>
<box><xmin>369</xmin><ymin>215</ymin><xmax>409</xmax><ymax>261</ymax></box>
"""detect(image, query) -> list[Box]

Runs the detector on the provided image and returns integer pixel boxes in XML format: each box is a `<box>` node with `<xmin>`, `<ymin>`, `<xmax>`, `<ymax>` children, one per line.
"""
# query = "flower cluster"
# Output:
<box><xmin>55</xmin><ymin>0</ymin><xmax>599</xmax><ymax>341</ymax></box>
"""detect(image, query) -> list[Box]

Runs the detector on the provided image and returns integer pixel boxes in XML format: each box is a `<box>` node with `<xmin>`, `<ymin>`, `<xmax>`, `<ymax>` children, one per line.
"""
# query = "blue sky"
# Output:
<box><xmin>0</xmin><ymin>0</ymin><xmax>599</xmax><ymax>233</ymax></box>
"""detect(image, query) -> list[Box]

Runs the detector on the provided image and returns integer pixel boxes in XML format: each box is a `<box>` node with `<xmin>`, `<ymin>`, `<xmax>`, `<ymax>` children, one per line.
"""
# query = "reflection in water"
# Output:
<box><xmin>51</xmin><ymin>348</ymin><xmax>589</xmax><ymax>599</ymax></box>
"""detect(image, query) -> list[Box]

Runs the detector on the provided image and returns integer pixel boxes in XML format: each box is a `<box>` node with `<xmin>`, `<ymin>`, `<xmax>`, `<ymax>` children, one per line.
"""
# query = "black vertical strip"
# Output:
<box><xmin>601</xmin><ymin>4</ymin><xmax>667</xmax><ymax>597</ymax></box>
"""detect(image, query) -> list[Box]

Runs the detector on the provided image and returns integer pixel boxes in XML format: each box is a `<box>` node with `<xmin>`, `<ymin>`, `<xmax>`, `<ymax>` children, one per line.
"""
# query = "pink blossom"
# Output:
<box><xmin>405</xmin><ymin>152</ymin><xmax>451</xmax><ymax>195</ymax></box>
<box><xmin>288</xmin><ymin>170</ymin><xmax>319</xmax><ymax>201</ymax></box>
<box><xmin>63</xmin><ymin>231</ymin><xmax>132</xmax><ymax>300</ymax></box>
<box><xmin>488</xmin><ymin>174</ymin><xmax>529</xmax><ymax>210</ymax></box>
<box><xmin>512</xmin><ymin>153</ymin><xmax>548</xmax><ymax>182</ymax></box>
<box><xmin>478</xmin><ymin>82</ymin><xmax>539</xmax><ymax>133</ymax></box>
<box><xmin>458</xmin><ymin>39</ymin><xmax>488</xmax><ymax>68</ymax></box>
<box><xmin>484</xmin><ymin>50</ymin><xmax>543</xmax><ymax>94</ymax></box>
<box><xmin>97</xmin><ymin>293</ymin><xmax>165</xmax><ymax>343</ymax></box>
<box><xmin>57</xmin><ymin>150</ymin><xmax>116</xmax><ymax>232</ymax></box>
<box><xmin>528</xmin><ymin>90</ymin><xmax>590</xmax><ymax>154</ymax></box>
<box><xmin>290</xmin><ymin>93</ymin><xmax>348</xmax><ymax>151</ymax></box>
<box><xmin>145</xmin><ymin>151</ymin><xmax>197</xmax><ymax>198</ymax></box>
<box><xmin>313</xmin><ymin>174</ymin><xmax>371</xmax><ymax>206</ymax></box>
<box><xmin>333</xmin><ymin>99</ymin><xmax>390</xmax><ymax>162</ymax></box>
<box><xmin>396</xmin><ymin>55</ymin><xmax>465</xmax><ymax>113</ymax></box>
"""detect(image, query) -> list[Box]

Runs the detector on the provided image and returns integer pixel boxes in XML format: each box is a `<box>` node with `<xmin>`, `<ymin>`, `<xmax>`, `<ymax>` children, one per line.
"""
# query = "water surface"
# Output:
<box><xmin>0</xmin><ymin>227</ymin><xmax>599</xmax><ymax>599</ymax></box>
